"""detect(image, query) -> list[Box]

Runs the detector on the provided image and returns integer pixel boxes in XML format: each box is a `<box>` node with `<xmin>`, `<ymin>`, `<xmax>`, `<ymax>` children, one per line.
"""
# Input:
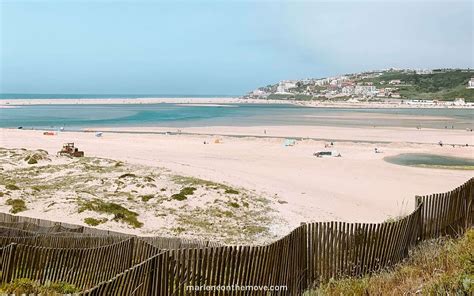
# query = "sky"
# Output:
<box><xmin>0</xmin><ymin>0</ymin><xmax>472</xmax><ymax>95</ymax></box>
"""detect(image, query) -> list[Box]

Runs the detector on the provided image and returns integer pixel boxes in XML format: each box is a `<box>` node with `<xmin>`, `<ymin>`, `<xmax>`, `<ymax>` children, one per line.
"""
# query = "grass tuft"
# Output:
<box><xmin>5</xmin><ymin>184</ymin><xmax>20</xmax><ymax>190</ymax></box>
<box><xmin>6</xmin><ymin>199</ymin><xmax>27</xmax><ymax>213</ymax></box>
<box><xmin>228</xmin><ymin>201</ymin><xmax>240</xmax><ymax>208</ymax></box>
<box><xmin>141</xmin><ymin>194</ymin><xmax>154</xmax><ymax>202</ymax></box>
<box><xmin>0</xmin><ymin>278</ymin><xmax>79</xmax><ymax>295</ymax></box>
<box><xmin>27</xmin><ymin>157</ymin><xmax>38</xmax><ymax>164</ymax></box>
<box><xmin>171</xmin><ymin>187</ymin><xmax>196</xmax><ymax>201</ymax></box>
<box><xmin>84</xmin><ymin>217</ymin><xmax>108</xmax><ymax>226</ymax></box>
<box><xmin>78</xmin><ymin>199</ymin><xmax>143</xmax><ymax>228</ymax></box>
<box><xmin>225</xmin><ymin>188</ymin><xmax>239</xmax><ymax>194</ymax></box>
<box><xmin>118</xmin><ymin>173</ymin><xmax>137</xmax><ymax>179</ymax></box>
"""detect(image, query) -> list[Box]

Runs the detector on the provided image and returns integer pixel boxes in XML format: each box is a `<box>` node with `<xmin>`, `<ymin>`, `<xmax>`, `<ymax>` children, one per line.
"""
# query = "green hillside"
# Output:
<box><xmin>361</xmin><ymin>70</ymin><xmax>474</xmax><ymax>101</ymax></box>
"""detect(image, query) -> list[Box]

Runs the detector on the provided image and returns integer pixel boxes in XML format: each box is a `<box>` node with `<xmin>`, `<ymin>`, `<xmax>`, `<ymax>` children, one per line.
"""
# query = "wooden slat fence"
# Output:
<box><xmin>416</xmin><ymin>177</ymin><xmax>473</xmax><ymax>240</ymax></box>
<box><xmin>0</xmin><ymin>177</ymin><xmax>471</xmax><ymax>295</ymax></box>
<box><xmin>0</xmin><ymin>234</ymin><xmax>129</xmax><ymax>248</ymax></box>
<box><xmin>0</xmin><ymin>238</ymin><xmax>161</xmax><ymax>290</ymax></box>
<box><xmin>0</xmin><ymin>212</ymin><xmax>220</xmax><ymax>249</ymax></box>
<box><xmin>81</xmin><ymin>252</ymin><xmax>167</xmax><ymax>296</ymax></box>
<box><xmin>305</xmin><ymin>204</ymin><xmax>422</xmax><ymax>286</ymax></box>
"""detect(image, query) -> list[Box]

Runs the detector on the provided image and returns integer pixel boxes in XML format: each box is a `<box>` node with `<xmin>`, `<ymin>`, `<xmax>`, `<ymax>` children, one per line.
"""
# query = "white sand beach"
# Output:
<box><xmin>1</xmin><ymin>125</ymin><xmax>472</xmax><ymax>235</ymax></box>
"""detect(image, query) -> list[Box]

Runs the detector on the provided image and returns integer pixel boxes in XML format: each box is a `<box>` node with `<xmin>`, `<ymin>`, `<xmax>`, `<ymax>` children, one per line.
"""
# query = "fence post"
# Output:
<box><xmin>2</xmin><ymin>243</ymin><xmax>17</xmax><ymax>284</ymax></box>
<box><xmin>300</xmin><ymin>223</ymin><xmax>308</xmax><ymax>292</ymax></box>
<box><xmin>415</xmin><ymin>196</ymin><xmax>424</xmax><ymax>241</ymax></box>
<box><xmin>466</xmin><ymin>180</ymin><xmax>473</xmax><ymax>229</ymax></box>
<box><xmin>148</xmin><ymin>254</ymin><xmax>157</xmax><ymax>296</ymax></box>
<box><xmin>130</xmin><ymin>237</ymin><xmax>136</xmax><ymax>267</ymax></box>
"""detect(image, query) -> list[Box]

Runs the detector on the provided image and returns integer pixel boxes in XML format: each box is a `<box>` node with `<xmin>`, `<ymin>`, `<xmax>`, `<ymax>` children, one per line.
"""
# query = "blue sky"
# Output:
<box><xmin>0</xmin><ymin>0</ymin><xmax>472</xmax><ymax>95</ymax></box>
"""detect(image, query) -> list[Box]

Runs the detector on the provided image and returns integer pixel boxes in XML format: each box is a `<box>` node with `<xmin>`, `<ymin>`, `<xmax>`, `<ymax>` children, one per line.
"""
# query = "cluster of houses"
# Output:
<box><xmin>248</xmin><ymin>71</ymin><xmax>406</xmax><ymax>99</ymax></box>
<box><xmin>246</xmin><ymin>69</ymin><xmax>473</xmax><ymax>104</ymax></box>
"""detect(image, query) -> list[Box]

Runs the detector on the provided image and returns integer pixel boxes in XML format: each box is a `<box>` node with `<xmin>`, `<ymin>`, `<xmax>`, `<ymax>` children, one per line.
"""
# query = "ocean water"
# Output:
<box><xmin>1</xmin><ymin>103</ymin><xmax>472</xmax><ymax>130</ymax></box>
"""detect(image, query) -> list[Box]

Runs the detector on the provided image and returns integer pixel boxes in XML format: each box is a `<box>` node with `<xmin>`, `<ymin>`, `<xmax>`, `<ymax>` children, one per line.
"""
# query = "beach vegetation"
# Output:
<box><xmin>225</xmin><ymin>188</ymin><xmax>239</xmax><ymax>194</ymax></box>
<box><xmin>228</xmin><ymin>201</ymin><xmax>240</xmax><ymax>208</ymax></box>
<box><xmin>31</xmin><ymin>186</ymin><xmax>42</xmax><ymax>192</ymax></box>
<box><xmin>27</xmin><ymin>157</ymin><xmax>38</xmax><ymax>164</ymax></box>
<box><xmin>84</xmin><ymin>217</ymin><xmax>108</xmax><ymax>226</ymax></box>
<box><xmin>144</xmin><ymin>176</ymin><xmax>155</xmax><ymax>182</ymax></box>
<box><xmin>6</xmin><ymin>198</ymin><xmax>27</xmax><ymax>213</ymax></box>
<box><xmin>23</xmin><ymin>152</ymin><xmax>49</xmax><ymax>165</ymax></box>
<box><xmin>172</xmin><ymin>175</ymin><xmax>216</xmax><ymax>187</ymax></box>
<box><xmin>384</xmin><ymin>215</ymin><xmax>404</xmax><ymax>223</ymax></box>
<box><xmin>222</xmin><ymin>210</ymin><xmax>234</xmax><ymax>217</ymax></box>
<box><xmin>305</xmin><ymin>229</ymin><xmax>474</xmax><ymax>295</ymax></box>
<box><xmin>172</xmin><ymin>175</ymin><xmax>241</xmax><ymax>193</ymax></box>
<box><xmin>243</xmin><ymin>225</ymin><xmax>268</xmax><ymax>236</ymax></box>
<box><xmin>0</xmin><ymin>278</ymin><xmax>79</xmax><ymax>295</ymax></box>
<box><xmin>141</xmin><ymin>194</ymin><xmax>154</xmax><ymax>202</ymax></box>
<box><xmin>180</xmin><ymin>187</ymin><xmax>196</xmax><ymax>195</ymax></box>
<box><xmin>5</xmin><ymin>184</ymin><xmax>20</xmax><ymax>190</ymax></box>
<box><xmin>173</xmin><ymin>226</ymin><xmax>186</xmax><ymax>234</ymax></box>
<box><xmin>118</xmin><ymin>173</ymin><xmax>137</xmax><ymax>179</ymax></box>
<box><xmin>171</xmin><ymin>186</ymin><xmax>196</xmax><ymax>201</ymax></box>
<box><xmin>78</xmin><ymin>199</ymin><xmax>143</xmax><ymax>228</ymax></box>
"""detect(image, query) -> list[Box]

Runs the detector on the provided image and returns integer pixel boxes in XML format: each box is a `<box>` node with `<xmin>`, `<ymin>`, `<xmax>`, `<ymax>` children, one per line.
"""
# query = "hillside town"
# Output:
<box><xmin>245</xmin><ymin>68</ymin><xmax>474</xmax><ymax>106</ymax></box>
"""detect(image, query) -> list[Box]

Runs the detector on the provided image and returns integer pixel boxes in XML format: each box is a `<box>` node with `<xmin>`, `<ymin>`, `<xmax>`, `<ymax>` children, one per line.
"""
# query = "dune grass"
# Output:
<box><xmin>78</xmin><ymin>199</ymin><xmax>143</xmax><ymax>228</ymax></box>
<box><xmin>84</xmin><ymin>217</ymin><xmax>108</xmax><ymax>226</ymax></box>
<box><xmin>0</xmin><ymin>278</ymin><xmax>79</xmax><ymax>295</ymax></box>
<box><xmin>5</xmin><ymin>184</ymin><xmax>20</xmax><ymax>190</ymax></box>
<box><xmin>305</xmin><ymin>229</ymin><xmax>474</xmax><ymax>295</ymax></box>
<box><xmin>171</xmin><ymin>186</ymin><xmax>196</xmax><ymax>201</ymax></box>
<box><xmin>6</xmin><ymin>198</ymin><xmax>27</xmax><ymax>214</ymax></box>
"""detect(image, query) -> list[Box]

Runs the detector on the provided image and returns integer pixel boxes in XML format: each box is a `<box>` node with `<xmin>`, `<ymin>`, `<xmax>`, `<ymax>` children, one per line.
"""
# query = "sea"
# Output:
<box><xmin>0</xmin><ymin>94</ymin><xmax>472</xmax><ymax>130</ymax></box>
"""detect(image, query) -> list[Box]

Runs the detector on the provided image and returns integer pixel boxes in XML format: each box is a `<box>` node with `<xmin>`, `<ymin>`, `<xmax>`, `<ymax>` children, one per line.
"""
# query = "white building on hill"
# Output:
<box><xmin>468</xmin><ymin>78</ymin><xmax>474</xmax><ymax>89</ymax></box>
<box><xmin>276</xmin><ymin>80</ymin><xmax>297</xmax><ymax>93</ymax></box>
<box><xmin>354</xmin><ymin>85</ymin><xmax>377</xmax><ymax>96</ymax></box>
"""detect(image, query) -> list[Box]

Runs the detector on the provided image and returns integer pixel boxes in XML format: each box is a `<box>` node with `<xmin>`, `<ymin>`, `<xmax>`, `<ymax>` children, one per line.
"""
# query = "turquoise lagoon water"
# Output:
<box><xmin>0</xmin><ymin>93</ymin><xmax>236</xmax><ymax>99</ymax></box>
<box><xmin>384</xmin><ymin>153</ymin><xmax>474</xmax><ymax>170</ymax></box>
<box><xmin>0</xmin><ymin>100</ymin><xmax>472</xmax><ymax>130</ymax></box>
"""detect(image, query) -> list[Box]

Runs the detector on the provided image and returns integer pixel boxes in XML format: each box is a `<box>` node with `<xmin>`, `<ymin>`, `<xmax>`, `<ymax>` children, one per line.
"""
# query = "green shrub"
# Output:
<box><xmin>144</xmin><ymin>176</ymin><xmax>155</xmax><ymax>182</ymax></box>
<box><xmin>306</xmin><ymin>229</ymin><xmax>474</xmax><ymax>295</ymax></box>
<box><xmin>118</xmin><ymin>173</ymin><xmax>137</xmax><ymax>179</ymax></box>
<box><xmin>180</xmin><ymin>187</ymin><xmax>196</xmax><ymax>195</ymax></box>
<box><xmin>27</xmin><ymin>157</ymin><xmax>38</xmax><ymax>164</ymax></box>
<box><xmin>225</xmin><ymin>188</ymin><xmax>239</xmax><ymax>194</ymax></box>
<box><xmin>78</xmin><ymin>199</ymin><xmax>143</xmax><ymax>228</ymax></box>
<box><xmin>172</xmin><ymin>193</ymin><xmax>187</xmax><ymax>201</ymax></box>
<box><xmin>141</xmin><ymin>194</ymin><xmax>154</xmax><ymax>202</ymax></box>
<box><xmin>0</xmin><ymin>278</ymin><xmax>79</xmax><ymax>295</ymax></box>
<box><xmin>171</xmin><ymin>187</ymin><xmax>196</xmax><ymax>201</ymax></box>
<box><xmin>228</xmin><ymin>202</ymin><xmax>240</xmax><ymax>208</ymax></box>
<box><xmin>6</xmin><ymin>199</ymin><xmax>27</xmax><ymax>213</ymax></box>
<box><xmin>5</xmin><ymin>184</ymin><xmax>20</xmax><ymax>190</ymax></box>
<box><xmin>84</xmin><ymin>217</ymin><xmax>108</xmax><ymax>226</ymax></box>
<box><xmin>24</xmin><ymin>152</ymin><xmax>46</xmax><ymax>165</ymax></box>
